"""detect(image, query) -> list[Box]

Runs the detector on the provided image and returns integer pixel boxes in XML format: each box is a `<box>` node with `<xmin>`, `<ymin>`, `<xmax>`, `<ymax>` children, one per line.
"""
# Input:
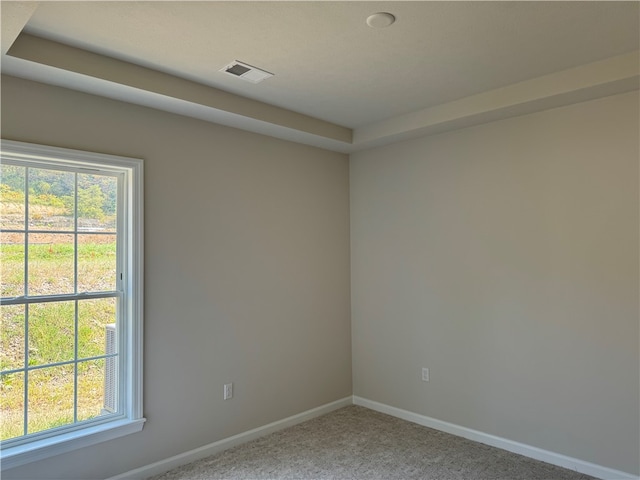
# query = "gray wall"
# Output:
<box><xmin>2</xmin><ymin>74</ymin><xmax>639</xmax><ymax>479</ymax></box>
<box><xmin>350</xmin><ymin>91</ymin><xmax>639</xmax><ymax>476</ymax></box>
<box><xmin>1</xmin><ymin>75</ymin><xmax>352</xmax><ymax>479</ymax></box>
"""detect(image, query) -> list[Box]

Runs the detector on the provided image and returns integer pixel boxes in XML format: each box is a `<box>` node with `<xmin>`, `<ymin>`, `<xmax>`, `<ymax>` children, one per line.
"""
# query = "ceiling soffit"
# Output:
<box><xmin>1</xmin><ymin>2</ymin><xmax>639</xmax><ymax>153</ymax></box>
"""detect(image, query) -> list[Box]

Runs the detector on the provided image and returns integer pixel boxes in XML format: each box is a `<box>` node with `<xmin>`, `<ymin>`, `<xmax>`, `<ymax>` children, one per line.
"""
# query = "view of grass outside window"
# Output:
<box><xmin>0</xmin><ymin>162</ymin><xmax>120</xmax><ymax>442</ymax></box>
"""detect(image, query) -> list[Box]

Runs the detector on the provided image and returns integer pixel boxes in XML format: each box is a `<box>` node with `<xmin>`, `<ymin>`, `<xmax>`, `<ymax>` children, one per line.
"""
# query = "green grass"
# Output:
<box><xmin>1</xmin><ymin>241</ymin><xmax>117</xmax><ymax>297</ymax></box>
<box><xmin>1</xmin><ymin>240</ymin><xmax>117</xmax><ymax>441</ymax></box>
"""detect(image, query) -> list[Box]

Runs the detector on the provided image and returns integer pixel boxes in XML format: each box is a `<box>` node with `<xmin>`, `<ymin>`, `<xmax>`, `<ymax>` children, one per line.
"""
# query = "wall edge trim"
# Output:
<box><xmin>352</xmin><ymin>396</ymin><xmax>639</xmax><ymax>480</ymax></box>
<box><xmin>105</xmin><ymin>396</ymin><xmax>353</xmax><ymax>480</ymax></box>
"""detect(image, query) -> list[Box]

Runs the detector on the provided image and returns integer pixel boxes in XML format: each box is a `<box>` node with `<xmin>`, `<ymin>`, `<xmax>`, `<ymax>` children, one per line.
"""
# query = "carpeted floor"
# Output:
<box><xmin>148</xmin><ymin>405</ymin><xmax>597</xmax><ymax>480</ymax></box>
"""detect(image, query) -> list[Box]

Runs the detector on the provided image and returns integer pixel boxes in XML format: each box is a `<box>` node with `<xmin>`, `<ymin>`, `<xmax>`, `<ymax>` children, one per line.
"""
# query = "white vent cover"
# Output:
<box><xmin>220</xmin><ymin>60</ymin><xmax>274</xmax><ymax>83</ymax></box>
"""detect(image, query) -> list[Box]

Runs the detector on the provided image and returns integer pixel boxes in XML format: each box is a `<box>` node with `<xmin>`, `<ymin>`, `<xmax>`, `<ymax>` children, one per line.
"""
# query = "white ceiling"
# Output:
<box><xmin>1</xmin><ymin>1</ymin><xmax>639</xmax><ymax>152</ymax></box>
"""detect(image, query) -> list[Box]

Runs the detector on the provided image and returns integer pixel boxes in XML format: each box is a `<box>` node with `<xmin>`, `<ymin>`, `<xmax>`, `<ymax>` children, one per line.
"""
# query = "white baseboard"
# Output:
<box><xmin>106</xmin><ymin>397</ymin><xmax>352</xmax><ymax>480</ymax></box>
<box><xmin>353</xmin><ymin>396</ymin><xmax>639</xmax><ymax>480</ymax></box>
<box><xmin>108</xmin><ymin>395</ymin><xmax>638</xmax><ymax>480</ymax></box>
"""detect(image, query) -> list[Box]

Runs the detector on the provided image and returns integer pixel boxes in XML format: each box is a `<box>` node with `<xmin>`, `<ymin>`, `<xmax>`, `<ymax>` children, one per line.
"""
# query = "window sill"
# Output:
<box><xmin>1</xmin><ymin>418</ymin><xmax>146</xmax><ymax>471</ymax></box>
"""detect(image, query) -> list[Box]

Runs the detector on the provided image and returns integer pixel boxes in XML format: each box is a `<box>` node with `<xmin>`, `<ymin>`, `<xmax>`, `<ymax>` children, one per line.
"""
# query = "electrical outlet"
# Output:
<box><xmin>422</xmin><ymin>368</ymin><xmax>429</xmax><ymax>382</ymax></box>
<box><xmin>224</xmin><ymin>383</ymin><xmax>233</xmax><ymax>400</ymax></box>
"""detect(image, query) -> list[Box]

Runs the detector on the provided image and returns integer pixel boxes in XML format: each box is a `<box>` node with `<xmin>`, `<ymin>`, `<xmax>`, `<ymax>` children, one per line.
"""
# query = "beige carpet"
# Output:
<box><xmin>148</xmin><ymin>405</ymin><xmax>597</xmax><ymax>480</ymax></box>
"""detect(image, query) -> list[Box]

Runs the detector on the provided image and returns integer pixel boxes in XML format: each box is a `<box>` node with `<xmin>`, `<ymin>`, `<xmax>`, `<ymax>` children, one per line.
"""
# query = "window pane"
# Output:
<box><xmin>1</xmin><ymin>144</ymin><xmax>141</xmax><ymax>454</ymax></box>
<box><xmin>27</xmin><ymin>168</ymin><xmax>74</xmax><ymax>231</ymax></box>
<box><xmin>0</xmin><ymin>164</ymin><xmax>25</xmax><ymax>230</ymax></box>
<box><xmin>77</xmin><ymin>358</ymin><xmax>115</xmax><ymax>421</ymax></box>
<box><xmin>0</xmin><ymin>372</ymin><xmax>25</xmax><ymax>440</ymax></box>
<box><xmin>77</xmin><ymin>174</ymin><xmax>117</xmax><ymax>233</ymax></box>
<box><xmin>78</xmin><ymin>298</ymin><xmax>117</xmax><ymax>359</ymax></box>
<box><xmin>1</xmin><ymin>305</ymin><xmax>25</xmax><ymax>372</ymax></box>
<box><xmin>28</xmin><ymin>302</ymin><xmax>75</xmax><ymax>366</ymax></box>
<box><xmin>78</xmin><ymin>234</ymin><xmax>116</xmax><ymax>292</ymax></box>
<box><xmin>0</xmin><ymin>232</ymin><xmax>24</xmax><ymax>297</ymax></box>
<box><xmin>27</xmin><ymin>365</ymin><xmax>74</xmax><ymax>435</ymax></box>
<box><xmin>27</xmin><ymin>233</ymin><xmax>75</xmax><ymax>296</ymax></box>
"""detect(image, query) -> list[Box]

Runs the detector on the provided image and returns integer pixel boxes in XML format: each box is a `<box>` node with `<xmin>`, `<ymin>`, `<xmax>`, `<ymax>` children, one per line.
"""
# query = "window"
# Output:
<box><xmin>0</xmin><ymin>140</ymin><xmax>144</xmax><ymax>469</ymax></box>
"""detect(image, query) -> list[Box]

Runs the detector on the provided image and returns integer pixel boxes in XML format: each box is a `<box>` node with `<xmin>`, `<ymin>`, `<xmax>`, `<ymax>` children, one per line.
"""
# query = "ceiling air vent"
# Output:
<box><xmin>220</xmin><ymin>60</ymin><xmax>274</xmax><ymax>84</ymax></box>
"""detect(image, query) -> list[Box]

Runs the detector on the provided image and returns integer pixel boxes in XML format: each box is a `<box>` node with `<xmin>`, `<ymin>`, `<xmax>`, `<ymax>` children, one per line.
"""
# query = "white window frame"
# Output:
<box><xmin>0</xmin><ymin>140</ymin><xmax>145</xmax><ymax>470</ymax></box>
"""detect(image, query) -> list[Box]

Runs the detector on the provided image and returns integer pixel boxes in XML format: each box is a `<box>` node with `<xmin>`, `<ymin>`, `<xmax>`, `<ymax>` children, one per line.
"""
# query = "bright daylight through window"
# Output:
<box><xmin>0</xmin><ymin>141</ymin><xmax>144</xmax><ymax>469</ymax></box>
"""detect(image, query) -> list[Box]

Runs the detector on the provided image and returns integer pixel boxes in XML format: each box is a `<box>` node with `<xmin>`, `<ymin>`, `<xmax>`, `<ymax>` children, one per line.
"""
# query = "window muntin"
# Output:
<box><xmin>0</xmin><ymin>140</ymin><xmax>143</xmax><ymax>468</ymax></box>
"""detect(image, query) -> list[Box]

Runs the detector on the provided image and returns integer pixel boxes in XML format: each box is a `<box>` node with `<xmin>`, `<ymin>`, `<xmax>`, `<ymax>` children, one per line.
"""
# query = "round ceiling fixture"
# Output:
<box><xmin>366</xmin><ymin>12</ymin><xmax>396</xmax><ymax>28</ymax></box>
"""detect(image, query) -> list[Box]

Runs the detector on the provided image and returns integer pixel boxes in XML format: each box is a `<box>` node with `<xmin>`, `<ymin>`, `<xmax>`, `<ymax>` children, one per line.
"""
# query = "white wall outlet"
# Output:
<box><xmin>422</xmin><ymin>368</ymin><xmax>429</xmax><ymax>382</ymax></box>
<box><xmin>224</xmin><ymin>383</ymin><xmax>233</xmax><ymax>400</ymax></box>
